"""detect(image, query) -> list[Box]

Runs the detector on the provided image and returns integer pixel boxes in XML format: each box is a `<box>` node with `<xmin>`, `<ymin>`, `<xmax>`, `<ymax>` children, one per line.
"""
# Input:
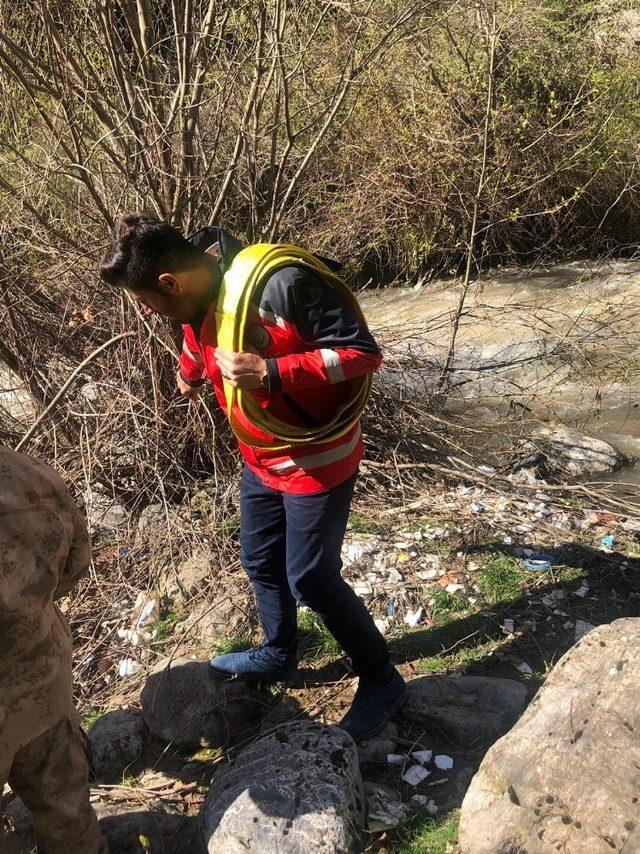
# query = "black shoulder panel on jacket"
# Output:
<box><xmin>260</xmin><ymin>265</ymin><xmax>380</xmax><ymax>354</ymax></box>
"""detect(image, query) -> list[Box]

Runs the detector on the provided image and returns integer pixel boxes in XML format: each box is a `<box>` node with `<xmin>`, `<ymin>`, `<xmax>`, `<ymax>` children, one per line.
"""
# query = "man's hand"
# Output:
<box><xmin>176</xmin><ymin>369</ymin><xmax>202</xmax><ymax>399</ymax></box>
<box><xmin>215</xmin><ymin>348</ymin><xmax>267</xmax><ymax>389</ymax></box>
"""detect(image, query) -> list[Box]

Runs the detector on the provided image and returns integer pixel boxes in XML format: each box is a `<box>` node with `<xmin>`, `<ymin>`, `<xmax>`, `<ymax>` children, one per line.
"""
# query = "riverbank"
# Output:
<box><xmin>4</xmin><ymin>452</ymin><xmax>637</xmax><ymax>853</ymax></box>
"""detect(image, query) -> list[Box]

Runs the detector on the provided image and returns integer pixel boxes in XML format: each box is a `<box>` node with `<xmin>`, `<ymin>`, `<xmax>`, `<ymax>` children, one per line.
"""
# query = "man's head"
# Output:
<box><xmin>100</xmin><ymin>213</ymin><xmax>217</xmax><ymax>324</ymax></box>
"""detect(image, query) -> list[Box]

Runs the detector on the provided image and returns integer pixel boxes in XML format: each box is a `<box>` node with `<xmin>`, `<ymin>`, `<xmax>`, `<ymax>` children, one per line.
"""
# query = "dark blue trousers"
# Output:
<box><xmin>239</xmin><ymin>466</ymin><xmax>392</xmax><ymax>682</ymax></box>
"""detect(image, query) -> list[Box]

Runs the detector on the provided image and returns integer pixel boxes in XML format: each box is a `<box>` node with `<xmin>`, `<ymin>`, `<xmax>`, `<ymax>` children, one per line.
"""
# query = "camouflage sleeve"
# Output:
<box><xmin>55</xmin><ymin>498</ymin><xmax>92</xmax><ymax>599</ymax></box>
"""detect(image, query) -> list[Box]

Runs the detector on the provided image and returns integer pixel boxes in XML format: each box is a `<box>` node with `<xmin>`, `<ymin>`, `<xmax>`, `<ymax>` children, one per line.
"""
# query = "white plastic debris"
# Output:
<box><xmin>575</xmin><ymin>619</ymin><xmax>596</xmax><ymax>640</ymax></box>
<box><xmin>404</xmin><ymin>607</ymin><xmax>423</xmax><ymax>627</ymax></box>
<box><xmin>118</xmin><ymin>658</ymin><xmax>140</xmax><ymax>678</ymax></box>
<box><xmin>402</xmin><ymin>764</ymin><xmax>431</xmax><ymax>786</ymax></box>
<box><xmin>502</xmin><ymin>619</ymin><xmax>515</xmax><ymax>634</ymax></box>
<box><xmin>574</xmin><ymin>582</ymin><xmax>589</xmax><ymax>598</ymax></box>
<box><xmin>434</xmin><ymin>754</ymin><xmax>454</xmax><ymax>771</ymax></box>
<box><xmin>416</xmin><ymin>568</ymin><xmax>441</xmax><ymax>581</ymax></box>
<box><xmin>411</xmin><ymin>794</ymin><xmax>430</xmax><ymax>807</ymax></box>
<box><xmin>412</xmin><ymin>750</ymin><xmax>433</xmax><ymax>765</ymax></box>
<box><xmin>542</xmin><ymin>589</ymin><xmax>567</xmax><ymax>607</ymax></box>
<box><xmin>135</xmin><ymin>598</ymin><xmax>158</xmax><ymax>629</ymax></box>
<box><xmin>477</xmin><ymin>465</ymin><xmax>497</xmax><ymax>475</ymax></box>
<box><xmin>445</xmin><ymin>583</ymin><xmax>464</xmax><ymax>594</ymax></box>
<box><xmin>386</xmin><ymin>754</ymin><xmax>406</xmax><ymax>765</ymax></box>
<box><xmin>470</xmin><ymin>503</ymin><xmax>485</xmax><ymax>514</ymax></box>
<box><xmin>516</xmin><ymin>662</ymin><xmax>533</xmax><ymax>675</ymax></box>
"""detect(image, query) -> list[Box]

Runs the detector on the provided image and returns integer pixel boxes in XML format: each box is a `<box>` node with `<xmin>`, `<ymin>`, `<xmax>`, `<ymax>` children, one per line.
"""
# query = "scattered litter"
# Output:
<box><xmin>542</xmin><ymin>589</ymin><xmax>567</xmax><ymax>607</ymax></box>
<box><xmin>134</xmin><ymin>595</ymin><xmax>159</xmax><ymax>629</ymax></box>
<box><xmin>404</xmin><ymin>607</ymin><xmax>423</xmax><ymax>627</ymax></box>
<box><xmin>412</xmin><ymin>750</ymin><xmax>433</xmax><ymax>765</ymax></box>
<box><xmin>622</xmin><ymin>517</ymin><xmax>640</xmax><ymax>532</ymax></box>
<box><xmin>516</xmin><ymin>662</ymin><xmax>533</xmax><ymax>675</ymax></box>
<box><xmin>416</xmin><ymin>568</ymin><xmax>440</xmax><ymax>581</ymax></box>
<box><xmin>410</xmin><ymin>795</ymin><xmax>438</xmax><ymax>814</ymax></box>
<box><xmin>118</xmin><ymin>658</ymin><xmax>140</xmax><ymax>678</ymax></box>
<box><xmin>524</xmin><ymin>553</ymin><xmax>556</xmax><ymax>571</ymax></box>
<box><xmin>387</xmin><ymin>596</ymin><xmax>396</xmax><ymax>616</ymax></box>
<box><xmin>470</xmin><ymin>503</ymin><xmax>485</xmax><ymax>514</ymax></box>
<box><xmin>354</xmin><ymin>583</ymin><xmax>373</xmax><ymax>597</ymax></box>
<box><xmin>401</xmin><ymin>764</ymin><xmax>431</xmax><ymax>786</ymax></box>
<box><xmin>601</xmin><ymin>534</ymin><xmax>615</xmax><ymax>551</ymax></box>
<box><xmin>477</xmin><ymin>465</ymin><xmax>496</xmax><ymax>475</ymax></box>
<box><xmin>445</xmin><ymin>583</ymin><xmax>464</xmax><ymax>594</ymax></box>
<box><xmin>574</xmin><ymin>581</ymin><xmax>589</xmax><ymax>598</ymax></box>
<box><xmin>118</xmin><ymin>546</ymin><xmax>128</xmax><ymax>557</ymax></box>
<box><xmin>434</xmin><ymin>754</ymin><xmax>454</xmax><ymax>771</ymax></box>
<box><xmin>575</xmin><ymin>619</ymin><xmax>596</xmax><ymax>640</ymax></box>
<box><xmin>387</xmin><ymin>754</ymin><xmax>406</xmax><ymax>765</ymax></box>
<box><xmin>502</xmin><ymin>619</ymin><xmax>515</xmax><ymax>634</ymax></box>
<box><xmin>366</xmin><ymin>787</ymin><xmax>410</xmax><ymax>832</ymax></box>
<box><xmin>374</xmin><ymin>618</ymin><xmax>389</xmax><ymax>636</ymax></box>
<box><xmin>501</xmin><ymin>534</ymin><xmax>513</xmax><ymax>545</ymax></box>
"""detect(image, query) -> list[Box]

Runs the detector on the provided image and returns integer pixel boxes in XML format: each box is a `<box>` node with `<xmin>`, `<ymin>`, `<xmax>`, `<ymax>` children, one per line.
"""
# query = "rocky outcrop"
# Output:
<box><xmin>401</xmin><ymin>675</ymin><xmax>528</xmax><ymax>746</ymax></box>
<box><xmin>199</xmin><ymin>721</ymin><xmax>364</xmax><ymax>853</ymax></box>
<box><xmin>141</xmin><ymin>658</ymin><xmax>265</xmax><ymax>750</ymax></box>
<box><xmin>458</xmin><ymin>618</ymin><xmax>640</xmax><ymax>854</ymax></box>
<box><xmin>87</xmin><ymin>709</ymin><xmax>147</xmax><ymax>778</ymax></box>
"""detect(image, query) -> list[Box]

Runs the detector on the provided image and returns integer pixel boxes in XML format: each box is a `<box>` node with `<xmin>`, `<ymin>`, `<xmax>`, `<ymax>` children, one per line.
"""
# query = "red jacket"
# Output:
<box><xmin>178</xmin><ymin>228</ymin><xmax>382</xmax><ymax>494</ymax></box>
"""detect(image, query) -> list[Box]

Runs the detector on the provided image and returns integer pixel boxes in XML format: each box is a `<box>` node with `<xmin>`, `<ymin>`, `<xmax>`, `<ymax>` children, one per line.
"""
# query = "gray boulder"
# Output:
<box><xmin>459</xmin><ymin>618</ymin><xmax>640</xmax><ymax>854</ymax></box>
<box><xmin>401</xmin><ymin>675</ymin><xmax>528</xmax><ymax>746</ymax></box>
<box><xmin>141</xmin><ymin>657</ymin><xmax>265</xmax><ymax>750</ymax></box>
<box><xmin>199</xmin><ymin>720</ymin><xmax>365</xmax><ymax>853</ymax></box>
<box><xmin>528</xmin><ymin>425</ymin><xmax>623</xmax><ymax>478</ymax></box>
<box><xmin>87</xmin><ymin>709</ymin><xmax>147</xmax><ymax>778</ymax></box>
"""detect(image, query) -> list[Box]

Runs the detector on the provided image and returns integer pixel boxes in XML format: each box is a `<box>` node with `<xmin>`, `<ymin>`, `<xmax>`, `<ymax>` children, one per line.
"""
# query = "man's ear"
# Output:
<box><xmin>157</xmin><ymin>273</ymin><xmax>182</xmax><ymax>294</ymax></box>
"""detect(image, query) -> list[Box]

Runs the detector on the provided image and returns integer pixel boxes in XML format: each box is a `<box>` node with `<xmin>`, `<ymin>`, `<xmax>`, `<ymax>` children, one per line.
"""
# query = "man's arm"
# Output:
<box><xmin>177</xmin><ymin>325</ymin><xmax>207</xmax><ymax>398</ymax></box>
<box><xmin>55</xmin><ymin>496</ymin><xmax>92</xmax><ymax>599</ymax></box>
<box><xmin>216</xmin><ymin>267</ymin><xmax>382</xmax><ymax>391</ymax></box>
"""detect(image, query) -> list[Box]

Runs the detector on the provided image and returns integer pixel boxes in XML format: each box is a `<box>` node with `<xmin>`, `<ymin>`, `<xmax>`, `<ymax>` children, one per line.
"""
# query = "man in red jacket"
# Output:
<box><xmin>100</xmin><ymin>214</ymin><xmax>406</xmax><ymax>740</ymax></box>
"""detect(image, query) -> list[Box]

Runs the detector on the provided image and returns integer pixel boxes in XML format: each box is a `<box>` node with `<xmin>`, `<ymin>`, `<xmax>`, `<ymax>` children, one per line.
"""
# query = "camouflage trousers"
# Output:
<box><xmin>1</xmin><ymin>715</ymin><xmax>105</xmax><ymax>854</ymax></box>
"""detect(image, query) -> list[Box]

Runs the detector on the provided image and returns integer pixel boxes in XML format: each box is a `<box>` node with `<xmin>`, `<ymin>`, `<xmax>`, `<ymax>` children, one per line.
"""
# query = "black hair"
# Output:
<box><xmin>100</xmin><ymin>212</ymin><xmax>206</xmax><ymax>290</ymax></box>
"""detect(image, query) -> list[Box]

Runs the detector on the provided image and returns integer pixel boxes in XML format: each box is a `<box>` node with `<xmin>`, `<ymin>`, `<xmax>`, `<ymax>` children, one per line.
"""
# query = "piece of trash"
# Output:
<box><xmin>445</xmin><ymin>583</ymin><xmax>464</xmax><ymax>594</ymax></box>
<box><xmin>404</xmin><ymin>607</ymin><xmax>423</xmax><ymax>627</ymax></box>
<box><xmin>542</xmin><ymin>589</ymin><xmax>567</xmax><ymax>607</ymax></box>
<box><xmin>601</xmin><ymin>535</ymin><xmax>615</xmax><ymax>550</ymax></box>
<box><xmin>575</xmin><ymin>619</ymin><xmax>596</xmax><ymax>640</ymax></box>
<box><xmin>353</xmin><ymin>583</ymin><xmax>373</xmax><ymax>596</ymax></box>
<box><xmin>374</xmin><ymin>618</ymin><xmax>389</xmax><ymax>636</ymax></box>
<box><xmin>477</xmin><ymin>465</ymin><xmax>496</xmax><ymax>475</ymax></box>
<box><xmin>502</xmin><ymin>619</ymin><xmax>515</xmax><ymax>634</ymax></box>
<box><xmin>434</xmin><ymin>754</ymin><xmax>454</xmax><ymax>771</ymax></box>
<box><xmin>516</xmin><ymin>662</ymin><xmax>533</xmax><ymax>675</ymax></box>
<box><xmin>118</xmin><ymin>658</ymin><xmax>140</xmax><ymax>678</ymax></box>
<box><xmin>411</xmin><ymin>794</ymin><xmax>429</xmax><ymax>807</ymax></box>
<box><xmin>119</xmin><ymin>546</ymin><xmax>128</xmax><ymax>557</ymax></box>
<box><xmin>470</xmin><ymin>503</ymin><xmax>485</xmax><ymax>514</ymax></box>
<box><xmin>135</xmin><ymin>597</ymin><xmax>159</xmax><ymax>629</ymax></box>
<box><xmin>387</xmin><ymin>596</ymin><xmax>396</xmax><ymax>617</ymax></box>
<box><xmin>501</xmin><ymin>534</ymin><xmax>513</xmax><ymax>545</ymax></box>
<box><xmin>574</xmin><ymin>581</ymin><xmax>589</xmax><ymax>598</ymax></box>
<box><xmin>401</xmin><ymin>764</ymin><xmax>431</xmax><ymax>786</ymax></box>
<box><xmin>412</xmin><ymin>750</ymin><xmax>433</xmax><ymax>765</ymax></box>
<box><xmin>524</xmin><ymin>553</ymin><xmax>556</xmax><ymax>571</ymax></box>
<box><xmin>387</xmin><ymin>754</ymin><xmax>406</xmax><ymax>765</ymax></box>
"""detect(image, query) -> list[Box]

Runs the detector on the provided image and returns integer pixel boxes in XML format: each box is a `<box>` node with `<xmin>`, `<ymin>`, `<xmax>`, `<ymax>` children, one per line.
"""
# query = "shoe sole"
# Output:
<box><xmin>350</xmin><ymin>686</ymin><xmax>410</xmax><ymax>743</ymax></box>
<box><xmin>209</xmin><ymin>665</ymin><xmax>298</xmax><ymax>685</ymax></box>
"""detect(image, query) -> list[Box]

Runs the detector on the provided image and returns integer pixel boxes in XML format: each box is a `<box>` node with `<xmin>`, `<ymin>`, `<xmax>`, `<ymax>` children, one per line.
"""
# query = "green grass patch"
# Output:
<box><xmin>81</xmin><ymin>708</ymin><xmax>103</xmax><ymax>730</ymax></box>
<box><xmin>348</xmin><ymin>512</ymin><xmax>377</xmax><ymax>534</ymax></box>
<box><xmin>428</xmin><ymin>589</ymin><xmax>469</xmax><ymax>621</ymax></box>
<box><xmin>477</xmin><ymin>553</ymin><xmax>527</xmax><ymax>603</ymax></box>
<box><xmin>297</xmin><ymin>609</ymin><xmax>341</xmax><ymax>658</ymax></box>
<box><xmin>386</xmin><ymin>810</ymin><xmax>459</xmax><ymax>853</ymax></box>
<box><xmin>212</xmin><ymin>635</ymin><xmax>252</xmax><ymax>656</ymax></box>
<box><xmin>154</xmin><ymin>611</ymin><xmax>183</xmax><ymax>642</ymax></box>
<box><xmin>419</xmin><ymin>637</ymin><xmax>503</xmax><ymax>675</ymax></box>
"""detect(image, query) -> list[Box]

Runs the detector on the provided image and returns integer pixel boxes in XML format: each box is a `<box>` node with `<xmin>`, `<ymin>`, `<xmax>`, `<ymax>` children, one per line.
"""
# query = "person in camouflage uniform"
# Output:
<box><xmin>0</xmin><ymin>447</ymin><xmax>105</xmax><ymax>853</ymax></box>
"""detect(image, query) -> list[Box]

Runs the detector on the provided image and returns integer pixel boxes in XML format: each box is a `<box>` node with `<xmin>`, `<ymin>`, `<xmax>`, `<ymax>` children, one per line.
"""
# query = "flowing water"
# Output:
<box><xmin>362</xmin><ymin>258</ymin><xmax>640</xmax><ymax>497</ymax></box>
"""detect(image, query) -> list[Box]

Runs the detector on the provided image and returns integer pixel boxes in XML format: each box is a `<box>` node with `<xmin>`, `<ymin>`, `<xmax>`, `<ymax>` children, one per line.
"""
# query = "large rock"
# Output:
<box><xmin>401</xmin><ymin>675</ymin><xmax>528</xmax><ymax>746</ymax></box>
<box><xmin>199</xmin><ymin>721</ymin><xmax>365</xmax><ymax>853</ymax></box>
<box><xmin>141</xmin><ymin>658</ymin><xmax>265</xmax><ymax>750</ymax></box>
<box><xmin>528</xmin><ymin>426</ymin><xmax>623</xmax><ymax>478</ymax></box>
<box><xmin>459</xmin><ymin>618</ymin><xmax>640</xmax><ymax>854</ymax></box>
<box><xmin>87</xmin><ymin>709</ymin><xmax>147</xmax><ymax>778</ymax></box>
